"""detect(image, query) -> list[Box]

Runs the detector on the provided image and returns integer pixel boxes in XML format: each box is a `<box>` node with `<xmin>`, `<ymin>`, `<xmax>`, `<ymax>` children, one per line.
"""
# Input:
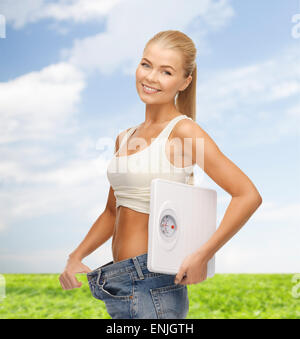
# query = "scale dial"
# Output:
<box><xmin>159</xmin><ymin>214</ymin><xmax>177</xmax><ymax>238</ymax></box>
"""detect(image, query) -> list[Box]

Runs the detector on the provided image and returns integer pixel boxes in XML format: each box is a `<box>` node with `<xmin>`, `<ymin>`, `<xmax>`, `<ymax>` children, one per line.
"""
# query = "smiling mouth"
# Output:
<box><xmin>142</xmin><ymin>84</ymin><xmax>162</xmax><ymax>92</ymax></box>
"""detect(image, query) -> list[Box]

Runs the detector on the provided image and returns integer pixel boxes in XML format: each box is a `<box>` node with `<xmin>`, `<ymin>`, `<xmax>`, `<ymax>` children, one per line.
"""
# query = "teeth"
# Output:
<box><xmin>143</xmin><ymin>85</ymin><xmax>159</xmax><ymax>92</ymax></box>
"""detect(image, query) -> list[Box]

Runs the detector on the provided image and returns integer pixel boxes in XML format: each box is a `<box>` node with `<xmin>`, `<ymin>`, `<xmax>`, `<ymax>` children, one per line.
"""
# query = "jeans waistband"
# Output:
<box><xmin>87</xmin><ymin>252</ymin><xmax>148</xmax><ymax>284</ymax></box>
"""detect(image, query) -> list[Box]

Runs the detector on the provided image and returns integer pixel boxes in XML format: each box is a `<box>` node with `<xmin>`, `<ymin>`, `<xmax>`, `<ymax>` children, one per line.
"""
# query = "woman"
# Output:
<box><xmin>59</xmin><ymin>30</ymin><xmax>262</xmax><ymax>319</ymax></box>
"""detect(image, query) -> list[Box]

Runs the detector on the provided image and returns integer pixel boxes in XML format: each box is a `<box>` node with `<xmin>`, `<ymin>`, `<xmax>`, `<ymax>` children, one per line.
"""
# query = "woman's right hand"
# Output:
<box><xmin>59</xmin><ymin>256</ymin><xmax>92</xmax><ymax>290</ymax></box>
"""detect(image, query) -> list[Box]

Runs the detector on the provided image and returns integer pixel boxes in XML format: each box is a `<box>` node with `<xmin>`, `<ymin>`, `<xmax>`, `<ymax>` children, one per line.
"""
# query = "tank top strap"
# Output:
<box><xmin>158</xmin><ymin>114</ymin><xmax>193</xmax><ymax>141</ymax></box>
<box><xmin>119</xmin><ymin>125</ymin><xmax>139</xmax><ymax>150</ymax></box>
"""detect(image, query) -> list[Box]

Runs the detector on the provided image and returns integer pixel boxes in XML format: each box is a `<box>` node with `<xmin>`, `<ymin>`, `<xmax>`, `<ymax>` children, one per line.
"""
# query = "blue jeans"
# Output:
<box><xmin>86</xmin><ymin>252</ymin><xmax>189</xmax><ymax>319</ymax></box>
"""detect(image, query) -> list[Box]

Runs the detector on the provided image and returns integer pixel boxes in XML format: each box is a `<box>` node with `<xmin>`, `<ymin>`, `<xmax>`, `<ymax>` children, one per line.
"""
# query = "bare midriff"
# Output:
<box><xmin>112</xmin><ymin>206</ymin><xmax>149</xmax><ymax>263</ymax></box>
<box><xmin>111</xmin><ymin>113</ymin><xmax>192</xmax><ymax>263</ymax></box>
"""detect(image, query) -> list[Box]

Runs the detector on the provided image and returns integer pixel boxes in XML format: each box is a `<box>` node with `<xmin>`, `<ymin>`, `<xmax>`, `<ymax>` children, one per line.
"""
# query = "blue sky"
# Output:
<box><xmin>0</xmin><ymin>0</ymin><xmax>299</xmax><ymax>273</ymax></box>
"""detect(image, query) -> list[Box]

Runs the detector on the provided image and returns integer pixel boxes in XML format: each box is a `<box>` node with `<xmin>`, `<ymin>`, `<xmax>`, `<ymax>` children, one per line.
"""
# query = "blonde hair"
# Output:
<box><xmin>144</xmin><ymin>30</ymin><xmax>197</xmax><ymax>185</ymax></box>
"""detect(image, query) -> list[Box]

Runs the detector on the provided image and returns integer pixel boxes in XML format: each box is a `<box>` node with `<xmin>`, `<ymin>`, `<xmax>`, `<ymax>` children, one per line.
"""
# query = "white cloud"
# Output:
<box><xmin>0</xmin><ymin>160</ymin><xmax>109</xmax><ymax>230</ymax></box>
<box><xmin>1</xmin><ymin>0</ymin><xmax>234</xmax><ymax>32</ymax></box>
<box><xmin>197</xmin><ymin>45</ymin><xmax>300</xmax><ymax>121</ymax></box>
<box><xmin>0</xmin><ymin>7</ymin><xmax>100</xmax><ymax>237</ymax></box>
<box><xmin>286</xmin><ymin>101</ymin><xmax>300</xmax><ymax>120</ymax></box>
<box><xmin>0</xmin><ymin>219</ymin><xmax>6</xmax><ymax>232</ymax></box>
<box><xmin>0</xmin><ymin>0</ymin><xmax>235</xmax><ymax>75</ymax></box>
<box><xmin>196</xmin><ymin>44</ymin><xmax>300</xmax><ymax>147</ymax></box>
<box><xmin>44</xmin><ymin>0</ymin><xmax>123</xmax><ymax>22</ymax></box>
<box><xmin>61</xmin><ymin>0</ymin><xmax>234</xmax><ymax>74</ymax></box>
<box><xmin>251</xmin><ymin>201</ymin><xmax>300</xmax><ymax>224</ymax></box>
<box><xmin>199</xmin><ymin>0</ymin><xmax>236</xmax><ymax>30</ymax></box>
<box><xmin>216</xmin><ymin>241</ymin><xmax>300</xmax><ymax>273</ymax></box>
<box><xmin>0</xmin><ymin>62</ymin><xmax>86</xmax><ymax>143</ymax></box>
<box><xmin>0</xmin><ymin>103</ymin><xmax>119</xmax><ymax>230</ymax></box>
<box><xmin>0</xmin><ymin>97</ymin><xmax>140</xmax><ymax>234</ymax></box>
<box><xmin>0</xmin><ymin>156</ymin><xmax>108</xmax><ymax>186</ymax></box>
<box><xmin>212</xmin><ymin>198</ymin><xmax>300</xmax><ymax>273</ymax></box>
<box><xmin>0</xmin><ymin>0</ymin><xmax>124</xmax><ymax>29</ymax></box>
<box><xmin>0</xmin><ymin>242</ymin><xmax>113</xmax><ymax>273</ymax></box>
<box><xmin>0</xmin><ymin>0</ymin><xmax>43</xmax><ymax>29</ymax></box>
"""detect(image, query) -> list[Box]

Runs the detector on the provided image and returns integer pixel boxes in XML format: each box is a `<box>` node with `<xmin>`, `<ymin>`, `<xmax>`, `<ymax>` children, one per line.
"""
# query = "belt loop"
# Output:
<box><xmin>132</xmin><ymin>257</ymin><xmax>144</xmax><ymax>280</ymax></box>
<box><xmin>96</xmin><ymin>268</ymin><xmax>102</xmax><ymax>286</ymax></box>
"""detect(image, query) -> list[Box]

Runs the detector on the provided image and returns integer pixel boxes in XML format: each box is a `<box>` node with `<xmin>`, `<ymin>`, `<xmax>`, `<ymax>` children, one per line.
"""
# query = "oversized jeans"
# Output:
<box><xmin>86</xmin><ymin>252</ymin><xmax>189</xmax><ymax>319</ymax></box>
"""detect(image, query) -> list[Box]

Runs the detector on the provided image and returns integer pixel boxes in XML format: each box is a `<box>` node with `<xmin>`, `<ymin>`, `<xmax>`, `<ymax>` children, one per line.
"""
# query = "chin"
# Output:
<box><xmin>139</xmin><ymin>97</ymin><xmax>156</xmax><ymax>105</ymax></box>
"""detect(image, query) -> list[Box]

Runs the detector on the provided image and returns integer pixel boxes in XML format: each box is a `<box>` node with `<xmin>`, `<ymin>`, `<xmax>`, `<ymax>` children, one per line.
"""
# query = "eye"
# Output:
<box><xmin>141</xmin><ymin>63</ymin><xmax>172</xmax><ymax>76</ymax></box>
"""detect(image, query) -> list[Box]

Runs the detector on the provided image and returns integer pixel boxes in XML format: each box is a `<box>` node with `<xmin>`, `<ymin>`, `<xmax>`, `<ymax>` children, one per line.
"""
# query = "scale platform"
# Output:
<box><xmin>147</xmin><ymin>178</ymin><xmax>217</xmax><ymax>278</ymax></box>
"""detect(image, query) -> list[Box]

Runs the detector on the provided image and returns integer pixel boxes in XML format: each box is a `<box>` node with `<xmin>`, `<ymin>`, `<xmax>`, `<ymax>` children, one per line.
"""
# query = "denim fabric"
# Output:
<box><xmin>86</xmin><ymin>252</ymin><xmax>189</xmax><ymax>319</ymax></box>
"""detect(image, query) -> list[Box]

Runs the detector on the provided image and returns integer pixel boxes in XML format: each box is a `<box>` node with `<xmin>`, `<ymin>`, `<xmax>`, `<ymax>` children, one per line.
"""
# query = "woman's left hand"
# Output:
<box><xmin>174</xmin><ymin>250</ymin><xmax>209</xmax><ymax>285</ymax></box>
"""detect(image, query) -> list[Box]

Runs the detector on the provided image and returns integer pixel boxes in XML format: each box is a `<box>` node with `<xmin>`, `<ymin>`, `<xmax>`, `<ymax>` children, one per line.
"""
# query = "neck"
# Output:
<box><xmin>144</xmin><ymin>101</ymin><xmax>180</xmax><ymax>125</ymax></box>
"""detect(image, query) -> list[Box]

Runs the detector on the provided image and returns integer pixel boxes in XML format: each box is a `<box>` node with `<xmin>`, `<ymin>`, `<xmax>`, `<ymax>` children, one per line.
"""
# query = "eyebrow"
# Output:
<box><xmin>141</xmin><ymin>58</ymin><xmax>176</xmax><ymax>72</ymax></box>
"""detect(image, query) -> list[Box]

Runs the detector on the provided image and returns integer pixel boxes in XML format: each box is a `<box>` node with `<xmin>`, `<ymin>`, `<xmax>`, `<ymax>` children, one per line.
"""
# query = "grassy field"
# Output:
<box><xmin>0</xmin><ymin>273</ymin><xmax>299</xmax><ymax>319</ymax></box>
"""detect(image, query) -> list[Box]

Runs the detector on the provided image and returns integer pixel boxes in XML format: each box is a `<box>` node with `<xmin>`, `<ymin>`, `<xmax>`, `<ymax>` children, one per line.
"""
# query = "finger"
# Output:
<box><xmin>64</xmin><ymin>272</ymin><xmax>74</xmax><ymax>289</ymax></box>
<box><xmin>80</xmin><ymin>264</ymin><xmax>92</xmax><ymax>274</ymax></box>
<box><xmin>175</xmin><ymin>269</ymin><xmax>186</xmax><ymax>284</ymax></box>
<box><xmin>179</xmin><ymin>275</ymin><xmax>188</xmax><ymax>285</ymax></box>
<box><xmin>59</xmin><ymin>275</ymin><xmax>66</xmax><ymax>289</ymax></box>
<box><xmin>69</xmin><ymin>274</ymin><xmax>82</xmax><ymax>288</ymax></box>
<box><xmin>59</xmin><ymin>274</ymin><xmax>70</xmax><ymax>290</ymax></box>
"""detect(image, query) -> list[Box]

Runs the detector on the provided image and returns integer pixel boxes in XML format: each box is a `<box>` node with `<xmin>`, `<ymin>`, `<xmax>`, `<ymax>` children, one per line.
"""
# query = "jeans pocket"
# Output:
<box><xmin>100</xmin><ymin>273</ymin><xmax>134</xmax><ymax>300</ymax></box>
<box><xmin>150</xmin><ymin>284</ymin><xmax>189</xmax><ymax>319</ymax></box>
<box><xmin>87</xmin><ymin>280</ymin><xmax>103</xmax><ymax>301</ymax></box>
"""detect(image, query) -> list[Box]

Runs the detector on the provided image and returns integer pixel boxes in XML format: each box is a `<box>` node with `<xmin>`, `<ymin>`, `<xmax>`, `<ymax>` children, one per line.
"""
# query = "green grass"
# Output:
<box><xmin>0</xmin><ymin>274</ymin><xmax>299</xmax><ymax>319</ymax></box>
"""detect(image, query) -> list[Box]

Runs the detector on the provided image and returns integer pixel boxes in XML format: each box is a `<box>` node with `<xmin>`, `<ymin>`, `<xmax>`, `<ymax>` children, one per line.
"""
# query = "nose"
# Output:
<box><xmin>144</xmin><ymin>70</ymin><xmax>159</xmax><ymax>86</ymax></box>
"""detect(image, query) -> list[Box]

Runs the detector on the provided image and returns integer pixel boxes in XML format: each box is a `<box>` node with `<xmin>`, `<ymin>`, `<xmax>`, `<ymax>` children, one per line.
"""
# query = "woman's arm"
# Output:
<box><xmin>173</xmin><ymin>119</ymin><xmax>262</xmax><ymax>284</ymax></box>
<box><xmin>181</xmin><ymin>119</ymin><xmax>262</xmax><ymax>259</ymax></box>
<box><xmin>59</xmin><ymin>129</ymin><xmax>129</xmax><ymax>290</ymax></box>
<box><xmin>197</xmin><ymin>190</ymin><xmax>262</xmax><ymax>262</ymax></box>
<box><xmin>69</xmin><ymin>196</ymin><xmax>116</xmax><ymax>261</ymax></box>
<box><xmin>67</xmin><ymin>127</ymin><xmax>131</xmax><ymax>261</ymax></box>
<box><xmin>59</xmin><ymin>188</ymin><xmax>116</xmax><ymax>290</ymax></box>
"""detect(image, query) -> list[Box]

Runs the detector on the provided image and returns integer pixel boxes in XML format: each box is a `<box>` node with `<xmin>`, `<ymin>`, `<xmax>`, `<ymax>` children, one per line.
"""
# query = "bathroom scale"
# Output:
<box><xmin>147</xmin><ymin>178</ymin><xmax>217</xmax><ymax>279</ymax></box>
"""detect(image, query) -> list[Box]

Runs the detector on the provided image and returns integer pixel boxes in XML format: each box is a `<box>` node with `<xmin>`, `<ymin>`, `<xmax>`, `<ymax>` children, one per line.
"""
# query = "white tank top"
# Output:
<box><xmin>106</xmin><ymin>114</ymin><xmax>195</xmax><ymax>214</ymax></box>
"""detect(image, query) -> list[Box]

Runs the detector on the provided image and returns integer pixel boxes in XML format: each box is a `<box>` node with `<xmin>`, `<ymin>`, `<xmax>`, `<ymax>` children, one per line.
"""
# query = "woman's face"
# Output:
<box><xmin>136</xmin><ymin>43</ymin><xmax>192</xmax><ymax>105</ymax></box>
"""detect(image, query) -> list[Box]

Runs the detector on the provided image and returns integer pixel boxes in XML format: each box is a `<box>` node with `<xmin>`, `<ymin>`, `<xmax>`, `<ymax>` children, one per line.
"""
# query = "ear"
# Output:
<box><xmin>178</xmin><ymin>74</ymin><xmax>192</xmax><ymax>92</ymax></box>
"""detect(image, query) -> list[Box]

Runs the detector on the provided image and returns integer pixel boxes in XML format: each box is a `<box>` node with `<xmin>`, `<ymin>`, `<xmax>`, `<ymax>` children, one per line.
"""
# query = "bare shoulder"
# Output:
<box><xmin>115</xmin><ymin>127</ymin><xmax>131</xmax><ymax>153</ymax></box>
<box><xmin>170</xmin><ymin>117</ymin><xmax>220</xmax><ymax>172</ymax></box>
<box><xmin>173</xmin><ymin>116</ymin><xmax>262</xmax><ymax>199</ymax></box>
<box><xmin>173</xmin><ymin>117</ymin><xmax>221</xmax><ymax>153</ymax></box>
